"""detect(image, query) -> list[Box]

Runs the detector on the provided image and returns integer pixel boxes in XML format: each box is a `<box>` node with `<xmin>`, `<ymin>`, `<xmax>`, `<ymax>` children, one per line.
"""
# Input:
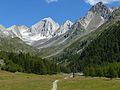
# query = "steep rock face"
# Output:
<box><xmin>60</xmin><ymin>20</ymin><xmax>73</xmax><ymax>33</ymax></box>
<box><xmin>31</xmin><ymin>17</ymin><xmax>60</xmax><ymax>38</ymax></box>
<box><xmin>90</xmin><ymin>2</ymin><xmax>112</xmax><ymax>19</ymax></box>
<box><xmin>6</xmin><ymin>18</ymin><xmax>60</xmax><ymax>44</ymax></box>
<box><xmin>6</xmin><ymin>18</ymin><xmax>73</xmax><ymax>45</ymax></box>
<box><xmin>4</xmin><ymin>18</ymin><xmax>59</xmax><ymax>44</ymax></box>
<box><xmin>54</xmin><ymin>20</ymin><xmax>73</xmax><ymax>36</ymax></box>
<box><xmin>7</xmin><ymin>25</ymin><xmax>31</xmax><ymax>41</ymax></box>
<box><xmin>72</xmin><ymin>2</ymin><xmax>113</xmax><ymax>31</ymax></box>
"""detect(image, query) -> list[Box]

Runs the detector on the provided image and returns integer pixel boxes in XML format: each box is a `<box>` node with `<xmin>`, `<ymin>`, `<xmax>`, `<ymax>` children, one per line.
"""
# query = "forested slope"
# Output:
<box><xmin>79</xmin><ymin>21</ymin><xmax>120</xmax><ymax>68</ymax></box>
<box><xmin>0</xmin><ymin>51</ymin><xmax>68</xmax><ymax>74</ymax></box>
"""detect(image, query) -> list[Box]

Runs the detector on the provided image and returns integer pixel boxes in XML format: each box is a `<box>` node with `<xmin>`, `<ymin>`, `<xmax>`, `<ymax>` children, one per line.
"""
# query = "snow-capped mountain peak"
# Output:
<box><xmin>61</xmin><ymin>20</ymin><xmax>73</xmax><ymax>32</ymax></box>
<box><xmin>72</xmin><ymin>2</ymin><xmax>113</xmax><ymax>31</ymax></box>
<box><xmin>7</xmin><ymin>25</ymin><xmax>31</xmax><ymax>40</ymax></box>
<box><xmin>90</xmin><ymin>2</ymin><xmax>112</xmax><ymax>19</ymax></box>
<box><xmin>1</xmin><ymin>17</ymin><xmax>73</xmax><ymax>45</ymax></box>
<box><xmin>53</xmin><ymin>20</ymin><xmax>73</xmax><ymax>36</ymax></box>
<box><xmin>31</xmin><ymin>17</ymin><xmax>60</xmax><ymax>38</ymax></box>
<box><xmin>42</xmin><ymin>17</ymin><xmax>56</xmax><ymax>23</ymax></box>
<box><xmin>63</xmin><ymin>20</ymin><xmax>73</xmax><ymax>27</ymax></box>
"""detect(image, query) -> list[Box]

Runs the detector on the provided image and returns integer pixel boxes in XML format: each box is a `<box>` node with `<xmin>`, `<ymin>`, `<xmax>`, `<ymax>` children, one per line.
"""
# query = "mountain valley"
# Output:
<box><xmin>0</xmin><ymin>2</ymin><xmax>120</xmax><ymax>76</ymax></box>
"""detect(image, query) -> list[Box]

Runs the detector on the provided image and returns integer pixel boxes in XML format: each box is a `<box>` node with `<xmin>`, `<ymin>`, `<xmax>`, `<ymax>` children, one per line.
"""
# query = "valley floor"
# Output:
<box><xmin>0</xmin><ymin>71</ymin><xmax>120</xmax><ymax>90</ymax></box>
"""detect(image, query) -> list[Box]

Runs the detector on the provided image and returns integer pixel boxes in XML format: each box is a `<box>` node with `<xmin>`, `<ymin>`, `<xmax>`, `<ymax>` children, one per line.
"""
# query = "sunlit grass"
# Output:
<box><xmin>58</xmin><ymin>76</ymin><xmax>120</xmax><ymax>90</ymax></box>
<box><xmin>0</xmin><ymin>71</ymin><xmax>120</xmax><ymax>90</ymax></box>
<box><xmin>0</xmin><ymin>71</ymin><xmax>62</xmax><ymax>90</ymax></box>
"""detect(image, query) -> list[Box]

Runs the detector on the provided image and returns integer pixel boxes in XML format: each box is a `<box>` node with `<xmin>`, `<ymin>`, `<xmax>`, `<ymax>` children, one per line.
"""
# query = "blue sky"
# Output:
<box><xmin>0</xmin><ymin>0</ymin><xmax>120</xmax><ymax>27</ymax></box>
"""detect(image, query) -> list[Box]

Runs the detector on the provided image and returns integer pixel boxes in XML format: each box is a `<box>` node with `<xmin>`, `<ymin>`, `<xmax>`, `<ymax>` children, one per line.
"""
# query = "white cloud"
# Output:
<box><xmin>45</xmin><ymin>0</ymin><xmax>58</xmax><ymax>3</ymax></box>
<box><xmin>85</xmin><ymin>0</ymin><xmax>120</xmax><ymax>5</ymax></box>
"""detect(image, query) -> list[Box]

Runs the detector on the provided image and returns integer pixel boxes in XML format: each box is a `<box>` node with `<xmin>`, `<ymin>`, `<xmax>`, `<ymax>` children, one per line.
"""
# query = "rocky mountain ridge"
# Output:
<box><xmin>0</xmin><ymin>17</ymin><xmax>74</xmax><ymax>45</ymax></box>
<box><xmin>0</xmin><ymin>2</ymin><xmax>119</xmax><ymax>57</ymax></box>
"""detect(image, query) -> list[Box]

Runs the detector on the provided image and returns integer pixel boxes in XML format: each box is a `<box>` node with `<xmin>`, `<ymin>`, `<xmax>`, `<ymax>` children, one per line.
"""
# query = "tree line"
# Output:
<box><xmin>83</xmin><ymin>62</ymin><xmax>120</xmax><ymax>79</ymax></box>
<box><xmin>0</xmin><ymin>51</ymin><xmax>68</xmax><ymax>74</ymax></box>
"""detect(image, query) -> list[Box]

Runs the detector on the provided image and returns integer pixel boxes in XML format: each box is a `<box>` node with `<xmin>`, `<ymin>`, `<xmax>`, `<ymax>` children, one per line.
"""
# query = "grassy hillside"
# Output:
<box><xmin>0</xmin><ymin>37</ymin><xmax>38</xmax><ymax>54</ymax></box>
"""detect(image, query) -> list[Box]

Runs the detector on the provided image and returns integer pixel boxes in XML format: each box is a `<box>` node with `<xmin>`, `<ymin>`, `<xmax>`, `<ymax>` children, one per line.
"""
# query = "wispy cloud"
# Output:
<box><xmin>85</xmin><ymin>0</ymin><xmax>120</xmax><ymax>5</ymax></box>
<box><xmin>45</xmin><ymin>0</ymin><xmax>58</xmax><ymax>4</ymax></box>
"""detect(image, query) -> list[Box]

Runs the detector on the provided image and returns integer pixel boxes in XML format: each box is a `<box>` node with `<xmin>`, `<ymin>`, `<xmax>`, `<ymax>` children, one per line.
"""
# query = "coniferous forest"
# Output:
<box><xmin>0</xmin><ymin>51</ymin><xmax>68</xmax><ymax>75</ymax></box>
<box><xmin>75</xmin><ymin>21</ymin><xmax>120</xmax><ymax>78</ymax></box>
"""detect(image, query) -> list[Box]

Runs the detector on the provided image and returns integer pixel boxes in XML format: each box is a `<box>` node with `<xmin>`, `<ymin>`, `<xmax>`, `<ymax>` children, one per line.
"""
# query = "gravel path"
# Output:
<box><xmin>52</xmin><ymin>80</ymin><xmax>59</xmax><ymax>90</ymax></box>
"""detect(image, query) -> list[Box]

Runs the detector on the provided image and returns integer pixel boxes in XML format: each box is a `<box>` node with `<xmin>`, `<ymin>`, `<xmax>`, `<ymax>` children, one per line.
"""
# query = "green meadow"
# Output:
<box><xmin>0</xmin><ymin>71</ymin><xmax>120</xmax><ymax>90</ymax></box>
<box><xmin>58</xmin><ymin>76</ymin><xmax>120</xmax><ymax>90</ymax></box>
